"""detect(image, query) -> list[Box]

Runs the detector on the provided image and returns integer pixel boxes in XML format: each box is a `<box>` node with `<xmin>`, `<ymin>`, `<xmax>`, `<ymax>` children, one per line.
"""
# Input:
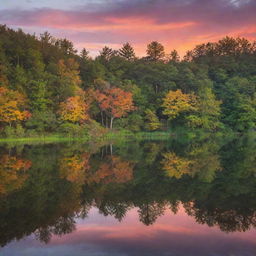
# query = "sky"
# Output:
<box><xmin>0</xmin><ymin>0</ymin><xmax>256</xmax><ymax>56</ymax></box>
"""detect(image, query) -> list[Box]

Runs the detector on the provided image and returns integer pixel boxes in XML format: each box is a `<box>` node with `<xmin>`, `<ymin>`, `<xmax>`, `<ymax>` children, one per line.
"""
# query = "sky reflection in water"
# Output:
<box><xmin>2</xmin><ymin>207</ymin><xmax>256</xmax><ymax>256</ymax></box>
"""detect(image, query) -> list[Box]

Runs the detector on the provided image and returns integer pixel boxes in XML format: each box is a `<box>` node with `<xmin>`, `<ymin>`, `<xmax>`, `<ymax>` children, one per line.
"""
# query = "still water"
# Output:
<box><xmin>0</xmin><ymin>134</ymin><xmax>256</xmax><ymax>255</ymax></box>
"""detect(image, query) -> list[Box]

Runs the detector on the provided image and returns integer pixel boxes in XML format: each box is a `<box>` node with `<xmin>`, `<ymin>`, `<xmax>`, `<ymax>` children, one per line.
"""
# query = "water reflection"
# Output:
<box><xmin>0</xmin><ymin>133</ymin><xmax>256</xmax><ymax>255</ymax></box>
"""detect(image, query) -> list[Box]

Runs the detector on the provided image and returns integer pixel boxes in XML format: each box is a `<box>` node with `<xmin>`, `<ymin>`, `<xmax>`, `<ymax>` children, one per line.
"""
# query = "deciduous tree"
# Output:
<box><xmin>162</xmin><ymin>89</ymin><xmax>197</xmax><ymax>120</ymax></box>
<box><xmin>96</xmin><ymin>88</ymin><xmax>135</xmax><ymax>129</ymax></box>
<box><xmin>59</xmin><ymin>95</ymin><xmax>90</xmax><ymax>123</ymax></box>
<box><xmin>0</xmin><ymin>87</ymin><xmax>31</xmax><ymax>127</ymax></box>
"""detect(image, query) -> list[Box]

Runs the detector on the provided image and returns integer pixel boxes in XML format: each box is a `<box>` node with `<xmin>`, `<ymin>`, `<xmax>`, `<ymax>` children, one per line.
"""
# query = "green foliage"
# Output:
<box><xmin>58</xmin><ymin>122</ymin><xmax>84</xmax><ymax>137</ymax></box>
<box><xmin>25</xmin><ymin>110</ymin><xmax>57</xmax><ymax>132</ymax></box>
<box><xmin>15</xmin><ymin>124</ymin><xmax>25</xmax><ymax>137</ymax></box>
<box><xmin>82</xmin><ymin>120</ymin><xmax>106</xmax><ymax>138</ymax></box>
<box><xmin>3</xmin><ymin>124</ymin><xmax>25</xmax><ymax>138</ymax></box>
<box><xmin>115</xmin><ymin>113</ymin><xmax>144</xmax><ymax>132</ymax></box>
<box><xmin>119</xmin><ymin>43</ymin><xmax>136</xmax><ymax>60</ymax></box>
<box><xmin>3</xmin><ymin>126</ymin><xmax>16</xmax><ymax>138</ymax></box>
<box><xmin>144</xmin><ymin>109</ymin><xmax>161</xmax><ymax>131</ymax></box>
<box><xmin>146</xmin><ymin>41</ymin><xmax>165</xmax><ymax>61</ymax></box>
<box><xmin>0</xmin><ymin>24</ymin><xmax>255</xmax><ymax>138</ymax></box>
<box><xmin>186</xmin><ymin>82</ymin><xmax>222</xmax><ymax>130</ymax></box>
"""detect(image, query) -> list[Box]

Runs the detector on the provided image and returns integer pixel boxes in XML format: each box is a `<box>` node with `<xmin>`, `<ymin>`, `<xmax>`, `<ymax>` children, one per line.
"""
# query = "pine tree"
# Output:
<box><xmin>80</xmin><ymin>48</ymin><xmax>90</xmax><ymax>61</ymax></box>
<box><xmin>169</xmin><ymin>50</ymin><xmax>180</xmax><ymax>62</ymax></box>
<box><xmin>119</xmin><ymin>43</ymin><xmax>136</xmax><ymax>60</ymax></box>
<box><xmin>146</xmin><ymin>41</ymin><xmax>165</xmax><ymax>61</ymax></box>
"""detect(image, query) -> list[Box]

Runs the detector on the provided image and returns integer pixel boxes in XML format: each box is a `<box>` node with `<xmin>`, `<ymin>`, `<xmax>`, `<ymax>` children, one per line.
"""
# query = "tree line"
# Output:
<box><xmin>0</xmin><ymin>24</ymin><xmax>256</xmax><ymax>137</ymax></box>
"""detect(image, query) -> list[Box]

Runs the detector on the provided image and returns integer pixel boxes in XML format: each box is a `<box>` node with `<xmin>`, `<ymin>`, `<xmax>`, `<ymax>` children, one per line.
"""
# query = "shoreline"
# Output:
<box><xmin>0</xmin><ymin>131</ymin><xmax>174</xmax><ymax>144</ymax></box>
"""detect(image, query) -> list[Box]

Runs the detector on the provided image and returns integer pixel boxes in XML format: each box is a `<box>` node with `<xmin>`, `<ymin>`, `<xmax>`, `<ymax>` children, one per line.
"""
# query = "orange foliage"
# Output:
<box><xmin>95</xmin><ymin>88</ymin><xmax>135</xmax><ymax>119</ymax></box>
<box><xmin>60</xmin><ymin>153</ymin><xmax>90</xmax><ymax>184</ymax></box>
<box><xmin>91</xmin><ymin>156</ymin><xmax>134</xmax><ymax>184</ymax></box>
<box><xmin>59</xmin><ymin>95</ymin><xmax>90</xmax><ymax>123</ymax></box>
<box><xmin>0</xmin><ymin>155</ymin><xmax>32</xmax><ymax>194</ymax></box>
<box><xmin>0</xmin><ymin>87</ymin><xmax>31</xmax><ymax>125</ymax></box>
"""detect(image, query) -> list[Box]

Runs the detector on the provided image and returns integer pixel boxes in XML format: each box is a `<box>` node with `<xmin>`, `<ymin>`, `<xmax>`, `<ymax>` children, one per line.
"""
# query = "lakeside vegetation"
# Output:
<box><xmin>0</xmin><ymin>131</ymin><xmax>173</xmax><ymax>144</ymax></box>
<box><xmin>0</xmin><ymin>25</ymin><xmax>256</xmax><ymax>139</ymax></box>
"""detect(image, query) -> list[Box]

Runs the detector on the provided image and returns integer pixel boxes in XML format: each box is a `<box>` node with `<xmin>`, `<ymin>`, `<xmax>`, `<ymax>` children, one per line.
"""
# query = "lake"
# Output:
<box><xmin>0</xmin><ymin>133</ymin><xmax>256</xmax><ymax>256</ymax></box>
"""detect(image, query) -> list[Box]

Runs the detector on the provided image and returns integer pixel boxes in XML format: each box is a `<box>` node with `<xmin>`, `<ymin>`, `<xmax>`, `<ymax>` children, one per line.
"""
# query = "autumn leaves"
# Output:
<box><xmin>95</xmin><ymin>88</ymin><xmax>135</xmax><ymax>129</ymax></box>
<box><xmin>162</xmin><ymin>89</ymin><xmax>197</xmax><ymax>120</ymax></box>
<box><xmin>0</xmin><ymin>87</ymin><xmax>31</xmax><ymax>127</ymax></box>
<box><xmin>59</xmin><ymin>95</ymin><xmax>90</xmax><ymax>123</ymax></box>
<box><xmin>58</xmin><ymin>87</ymin><xmax>135</xmax><ymax>129</ymax></box>
<box><xmin>0</xmin><ymin>81</ymin><xmax>219</xmax><ymax>132</ymax></box>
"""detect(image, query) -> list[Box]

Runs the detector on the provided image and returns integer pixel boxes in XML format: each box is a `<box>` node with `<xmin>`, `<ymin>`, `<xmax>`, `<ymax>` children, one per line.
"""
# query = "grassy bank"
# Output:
<box><xmin>0</xmin><ymin>135</ymin><xmax>89</xmax><ymax>144</ymax></box>
<box><xmin>0</xmin><ymin>131</ymin><xmax>174</xmax><ymax>144</ymax></box>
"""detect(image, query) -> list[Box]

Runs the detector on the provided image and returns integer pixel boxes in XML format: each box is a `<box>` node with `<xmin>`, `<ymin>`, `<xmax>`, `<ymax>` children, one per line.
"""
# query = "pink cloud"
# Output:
<box><xmin>0</xmin><ymin>0</ymin><xmax>255</xmax><ymax>56</ymax></box>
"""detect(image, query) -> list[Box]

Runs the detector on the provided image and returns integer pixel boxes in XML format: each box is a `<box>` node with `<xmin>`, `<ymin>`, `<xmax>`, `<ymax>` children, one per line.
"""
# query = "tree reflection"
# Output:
<box><xmin>161</xmin><ymin>138</ymin><xmax>222</xmax><ymax>182</ymax></box>
<box><xmin>138</xmin><ymin>202</ymin><xmax>166</xmax><ymax>226</ymax></box>
<box><xmin>92</xmin><ymin>156</ymin><xmax>134</xmax><ymax>184</ymax></box>
<box><xmin>0</xmin><ymin>134</ymin><xmax>256</xmax><ymax>247</ymax></box>
<box><xmin>161</xmin><ymin>152</ymin><xmax>191</xmax><ymax>178</ymax></box>
<box><xmin>0</xmin><ymin>154</ymin><xmax>31</xmax><ymax>194</ymax></box>
<box><xmin>59</xmin><ymin>153</ymin><xmax>91</xmax><ymax>184</ymax></box>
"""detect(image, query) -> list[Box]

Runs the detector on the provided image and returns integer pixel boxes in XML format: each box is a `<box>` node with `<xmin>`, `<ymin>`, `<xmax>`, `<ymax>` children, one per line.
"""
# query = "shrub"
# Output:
<box><xmin>3</xmin><ymin>126</ymin><xmax>16</xmax><ymax>138</ymax></box>
<box><xmin>58</xmin><ymin>123</ymin><xmax>83</xmax><ymax>137</ymax></box>
<box><xmin>15</xmin><ymin>124</ymin><xmax>25</xmax><ymax>138</ymax></box>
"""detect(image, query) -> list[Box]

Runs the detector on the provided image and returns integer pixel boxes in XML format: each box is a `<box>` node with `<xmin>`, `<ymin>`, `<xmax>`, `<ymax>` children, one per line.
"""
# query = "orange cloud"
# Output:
<box><xmin>0</xmin><ymin>0</ymin><xmax>255</xmax><ymax>57</ymax></box>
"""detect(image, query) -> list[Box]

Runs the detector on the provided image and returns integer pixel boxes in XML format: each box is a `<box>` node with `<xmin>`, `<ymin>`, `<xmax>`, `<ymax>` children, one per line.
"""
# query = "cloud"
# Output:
<box><xmin>0</xmin><ymin>0</ymin><xmax>255</xmax><ymax>56</ymax></box>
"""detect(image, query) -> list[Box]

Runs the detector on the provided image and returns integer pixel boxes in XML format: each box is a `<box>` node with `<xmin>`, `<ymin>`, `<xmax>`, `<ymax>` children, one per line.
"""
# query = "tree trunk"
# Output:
<box><xmin>110</xmin><ymin>144</ymin><xmax>113</xmax><ymax>155</ymax></box>
<box><xmin>110</xmin><ymin>117</ymin><xmax>114</xmax><ymax>129</ymax></box>
<box><xmin>155</xmin><ymin>84</ymin><xmax>159</xmax><ymax>94</ymax></box>
<box><xmin>101</xmin><ymin>111</ymin><xmax>104</xmax><ymax>126</ymax></box>
<box><xmin>105</xmin><ymin>115</ymin><xmax>108</xmax><ymax>128</ymax></box>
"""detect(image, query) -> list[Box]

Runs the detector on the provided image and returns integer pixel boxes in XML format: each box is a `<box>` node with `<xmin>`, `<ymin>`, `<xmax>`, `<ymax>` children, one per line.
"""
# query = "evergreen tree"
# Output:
<box><xmin>119</xmin><ymin>43</ymin><xmax>136</xmax><ymax>60</ymax></box>
<box><xmin>146</xmin><ymin>41</ymin><xmax>165</xmax><ymax>61</ymax></box>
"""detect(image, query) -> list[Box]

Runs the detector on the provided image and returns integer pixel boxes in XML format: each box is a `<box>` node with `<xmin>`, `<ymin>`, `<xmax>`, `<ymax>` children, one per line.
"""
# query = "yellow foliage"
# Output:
<box><xmin>145</xmin><ymin>109</ymin><xmax>161</xmax><ymax>131</ymax></box>
<box><xmin>59</xmin><ymin>153</ymin><xmax>90</xmax><ymax>184</ymax></box>
<box><xmin>0</xmin><ymin>87</ymin><xmax>31</xmax><ymax>125</ymax></box>
<box><xmin>161</xmin><ymin>152</ymin><xmax>192</xmax><ymax>179</ymax></box>
<box><xmin>59</xmin><ymin>95</ymin><xmax>90</xmax><ymax>123</ymax></box>
<box><xmin>162</xmin><ymin>89</ymin><xmax>197</xmax><ymax>119</ymax></box>
<box><xmin>0</xmin><ymin>155</ymin><xmax>31</xmax><ymax>194</ymax></box>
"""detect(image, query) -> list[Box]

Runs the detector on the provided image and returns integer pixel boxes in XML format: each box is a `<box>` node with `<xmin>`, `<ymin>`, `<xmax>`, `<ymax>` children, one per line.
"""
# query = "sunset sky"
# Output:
<box><xmin>0</xmin><ymin>0</ymin><xmax>255</xmax><ymax>56</ymax></box>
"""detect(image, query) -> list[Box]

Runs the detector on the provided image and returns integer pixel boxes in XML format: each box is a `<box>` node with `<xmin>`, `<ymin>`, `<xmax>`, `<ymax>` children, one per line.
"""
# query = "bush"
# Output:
<box><xmin>58</xmin><ymin>123</ymin><xmax>83</xmax><ymax>137</ymax></box>
<box><xmin>2</xmin><ymin>125</ymin><xmax>26</xmax><ymax>138</ymax></box>
<box><xmin>115</xmin><ymin>113</ymin><xmax>144</xmax><ymax>132</ymax></box>
<box><xmin>26</xmin><ymin>129</ymin><xmax>39</xmax><ymax>137</ymax></box>
<box><xmin>82</xmin><ymin>120</ymin><xmax>106</xmax><ymax>139</ymax></box>
<box><xmin>15</xmin><ymin>124</ymin><xmax>25</xmax><ymax>138</ymax></box>
<box><xmin>3</xmin><ymin>126</ymin><xmax>16</xmax><ymax>138</ymax></box>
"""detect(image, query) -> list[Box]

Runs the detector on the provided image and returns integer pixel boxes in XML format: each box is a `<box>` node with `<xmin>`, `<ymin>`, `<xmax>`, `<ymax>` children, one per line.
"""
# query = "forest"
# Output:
<box><xmin>0</xmin><ymin>24</ymin><xmax>256</xmax><ymax>138</ymax></box>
